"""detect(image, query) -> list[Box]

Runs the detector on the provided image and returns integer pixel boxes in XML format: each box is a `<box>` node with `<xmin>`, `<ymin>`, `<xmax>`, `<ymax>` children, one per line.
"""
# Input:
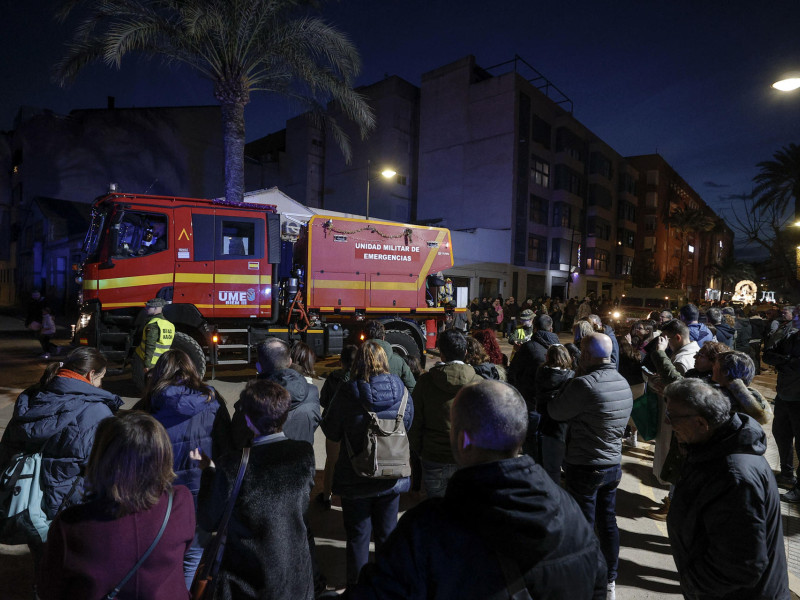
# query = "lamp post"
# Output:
<box><xmin>366</xmin><ymin>159</ymin><xmax>396</xmax><ymax>220</ymax></box>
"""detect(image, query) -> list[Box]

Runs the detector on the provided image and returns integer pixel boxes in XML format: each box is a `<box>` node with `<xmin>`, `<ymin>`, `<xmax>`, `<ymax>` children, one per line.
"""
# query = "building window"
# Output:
<box><xmin>529</xmin><ymin>195</ymin><xmax>548</xmax><ymax>224</ymax></box>
<box><xmin>688</xmin><ymin>244</ymin><xmax>695</xmax><ymax>254</ymax></box>
<box><xmin>617</xmin><ymin>228</ymin><xmax>635</xmax><ymax>249</ymax></box>
<box><xmin>589</xmin><ymin>152</ymin><xmax>613</xmax><ymax>179</ymax></box>
<box><xmin>588</xmin><ymin>184</ymin><xmax>612</xmax><ymax>209</ymax></box>
<box><xmin>552</xmin><ymin>202</ymin><xmax>573</xmax><ymax>228</ymax></box>
<box><xmin>554</xmin><ymin>164</ymin><xmax>583</xmax><ymax>195</ymax></box>
<box><xmin>587</xmin><ymin>216</ymin><xmax>611</xmax><ymax>241</ymax></box>
<box><xmin>396</xmin><ymin>174</ymin><xmax>407</xmax><ymax>186</ymax></box>
<box><xmin>527</xmin><ymin>235</ymin><xmax>547</xmax><ymax>263</ymax></box>
<box><xmin>647</xmin><ymin>170</ymin><xmax>659</xmax><ymax>185</ymax></box>
<box><xmin>646</xmin><ymin>192</ymin><xmax>658</xmax><ymax>208</ymax></box>
<box><xmin>531</xmin><ymin>156</ymin><xmax>550</xmax><ymax>188</ymax></box>
<box><xmin>556</xmin><ymin>127</ymin><xmax>584</xmax><ymax>162</ymax></box>
<box><xmin>586</xmin><ymin>248</ymin><xmax>609</xmax><ymax>272</ymax></box>
<box><xmin>618</xmin><ymin>200</ymin><xmax>636</xmax><ymax>222</ymax></box>
<box><xmin>615</xmin><ymin>255</ymin><xmax>633</xmax><ymax>275</ymax></box>
<box><xmin>618</xmin><ymin>172</ymin><xmax>636</xmax><ymax>195</ymax></box>
<box><xmin>645</xmin><ymin>215</ymin><xmax>657</xmax><ymax>232</ymax></box>
<box><xmin>531</xmin><ymin>114</ymin><xmax>552</xmax><ymax>149</ymax></box>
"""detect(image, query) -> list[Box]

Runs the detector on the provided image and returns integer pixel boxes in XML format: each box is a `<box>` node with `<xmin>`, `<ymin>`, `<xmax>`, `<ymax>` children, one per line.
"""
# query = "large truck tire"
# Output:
<box><xmin>385</xmin><ymin>330</ymin><xmax>421</xmax><ymax>359</ymax></box>
<box><xmin>172</xmin><ymin>332</ymin><xmax>207</xmax><ymax>379</ymax></box>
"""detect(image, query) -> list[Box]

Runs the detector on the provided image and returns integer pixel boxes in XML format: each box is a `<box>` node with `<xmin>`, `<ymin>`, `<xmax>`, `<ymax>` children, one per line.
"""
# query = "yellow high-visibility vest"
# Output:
<box><xmin>135</xmin><ymin>316</ymin><xmax>175</xmax><ymax>367</ymax></box>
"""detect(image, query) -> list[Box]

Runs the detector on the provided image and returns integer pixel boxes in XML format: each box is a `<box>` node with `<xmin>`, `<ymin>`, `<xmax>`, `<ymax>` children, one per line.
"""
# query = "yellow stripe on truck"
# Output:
<box><xmin>97</xmin><ymin>273</ymin><xmax>174</xmax><ymax>290</ymax></box>
<box><xmin>416</xmin><ymin>230</ymin><xmax>447</xmax><ymax>289</ymax></box>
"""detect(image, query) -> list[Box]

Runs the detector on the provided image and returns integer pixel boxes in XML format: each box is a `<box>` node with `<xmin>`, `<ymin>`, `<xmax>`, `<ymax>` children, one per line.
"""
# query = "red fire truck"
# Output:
<box><xmin>75</xmin><ymin>191</ymin><xmax>456</xmax><ymax>385</ymax></box>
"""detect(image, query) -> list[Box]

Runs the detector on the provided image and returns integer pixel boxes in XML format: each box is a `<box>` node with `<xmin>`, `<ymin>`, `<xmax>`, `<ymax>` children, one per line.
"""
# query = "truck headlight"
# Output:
<box><xmin>612</xmin><ymin>311</ymin><xmax>621</xmax><ymax>319</ymax></box>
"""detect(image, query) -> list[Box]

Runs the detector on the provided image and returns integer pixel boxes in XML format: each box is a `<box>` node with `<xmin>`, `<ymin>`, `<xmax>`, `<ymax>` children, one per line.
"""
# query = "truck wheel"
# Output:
<box><xmin>385</xmin><ymin>330</ymin><xmax>421</xmax><ymax>359</ymax></box>
<box><xmin>172</xmin><ymin>332</ymin><xmax>207</xmax><ymax>379</ymax></box>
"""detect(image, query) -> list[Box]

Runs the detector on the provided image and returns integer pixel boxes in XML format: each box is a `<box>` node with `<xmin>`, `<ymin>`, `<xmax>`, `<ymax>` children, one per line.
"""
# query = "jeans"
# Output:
<box><xmin>341</xmin><ymin>493</ymin><xmax>400</xmax><ymax>585</ymax></box>
<box><xmin>564</xmin><ymin>463</ymin><xmax>622</xmax><ymax>583</ymax></box>
<box><xmin>540</xmin><ymin>435</ymin><xmax>566</xmax><ymax>484</ymax></box>
<box><xmin>772</xmin><ymin>396</ymin><xmax>800</xmax><ymax>477</ymax></box>
<box><xmin>420</xmin><ymin>459</ymin><xmax>458</xmax><ymax>498</ymax></box>
<box><xmin>506</xmin><ymin>318</ymin><xmax>517</xmax><ymax>338</ymax></box>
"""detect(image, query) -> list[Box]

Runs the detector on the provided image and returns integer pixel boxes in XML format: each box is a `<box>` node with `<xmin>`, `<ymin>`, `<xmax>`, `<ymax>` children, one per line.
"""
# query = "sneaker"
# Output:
<box><xmin>315</xmin><ymin>492</ymin><xmax>332</xmax><ymax>510</ymax></box>
<box><xmin>647</xmin><ymin>497</ymin><xmax>670</xmax><ymax>521</ymax></box>
<box><xmin>776</xmin><ymin>472</ymin><xmax>797</xmax><ymax>489</ymax></box>
<box><xmin>606</xmin><ymin>580</ymin><xmax>616</xmax><ymax>600</ymax></box>
<box><xmin>623</xmin><ymin>434</ymin><xmax>638</xmax><ymax>448</ymax></box>
<box><xmin>781</xmin><ymin>486</ymin><xmax>800</xmax><ymax>503</ymax></box>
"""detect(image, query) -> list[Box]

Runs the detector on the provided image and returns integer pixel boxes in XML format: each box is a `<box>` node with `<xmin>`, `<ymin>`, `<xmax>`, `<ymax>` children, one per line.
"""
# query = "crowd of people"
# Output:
<box><xmin>1</xmin><ymin>298</ymin><xmax>799</xmax><ymax>599</ymax></box>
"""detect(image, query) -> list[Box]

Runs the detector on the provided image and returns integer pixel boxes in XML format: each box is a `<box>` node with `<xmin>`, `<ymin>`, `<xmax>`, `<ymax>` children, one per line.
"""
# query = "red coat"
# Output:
<box><xmin>38</xmin><ymin>486</ymin><xmax>195</xmax><ymax>600</ymax></box>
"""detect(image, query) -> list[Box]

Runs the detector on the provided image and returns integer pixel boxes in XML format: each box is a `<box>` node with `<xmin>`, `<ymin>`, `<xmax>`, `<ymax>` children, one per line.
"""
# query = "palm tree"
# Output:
<box><xmin>706</xmin><ymin>256</ymin><xmax>756</xmax><ymax>296</ymax></box>
<box><xmin>753</xmin><ymin>143</ymin><xmax>800</xmax><ymax>220</ymax></box>
<box><xmin>54</xmin><ymin>0</ymin><xmax>376</xmax><ymax>203</ymax></box>
<box><xmin>665</xmin><ymin>207</ymin><xmax>714</xmax><ymax>288</ymax></box>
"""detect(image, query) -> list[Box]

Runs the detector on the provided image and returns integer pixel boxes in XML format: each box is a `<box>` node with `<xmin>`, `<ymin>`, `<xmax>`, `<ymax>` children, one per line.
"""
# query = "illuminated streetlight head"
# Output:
<box><xmin>773</xmin><ymin>78</ymin><xmax>800</xmax><ymax>91</ymax></box>
<box><xmin>381</xmin><ymin>168</ymin><xmax>397</xmax><ymax>178</ymax></box>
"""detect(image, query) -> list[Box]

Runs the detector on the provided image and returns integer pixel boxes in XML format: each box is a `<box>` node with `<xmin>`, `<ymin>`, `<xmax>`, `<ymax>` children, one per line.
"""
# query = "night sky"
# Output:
<box><xmin>3</xmin><ymin>1</ymin><xmax>800</xmax><ymax>257</ymax></box>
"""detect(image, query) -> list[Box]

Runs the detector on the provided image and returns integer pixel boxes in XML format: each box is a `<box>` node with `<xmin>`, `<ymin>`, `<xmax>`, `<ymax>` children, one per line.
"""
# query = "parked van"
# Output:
<box><xmin>611</xmin><ymin>288</ymin><xmax>687</xmax><ymax>328</ymax></box>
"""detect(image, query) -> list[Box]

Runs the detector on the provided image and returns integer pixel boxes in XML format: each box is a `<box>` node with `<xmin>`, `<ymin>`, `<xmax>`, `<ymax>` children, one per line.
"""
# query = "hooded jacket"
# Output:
<box><xmin>373</xmin><ymin>339</ymin><xmax>416</xmax><ymax>393</ymax></box>
<box><xmin>535</xmin><ymin>365</ymin><xmax>574</xmax><ymax>439</ymax></box>
<box><xmin>0</xmin><ymin>375</ymin><xmax>123</xmax><ymax>519</ymax></box>
<box><xmin>507</xmin><ymin>330</ymin><xmax>560</xmax><ymax>402</ymax></box>
<box><xmin>668</xmin><ymin>413</ymin><xmax>789</xmax><ymax>600</ymax></box>
<box><xmin>321</xmin><ymin>373</ymin><xmax>414</xmax><ymax>498</ymax></box>
<box><xmin>714</xmin><ymin>321</ymin><xmax>735</xmax><ymax>348</ymax></box>
<box><xmin>255</xmin><ymin>368</ymin><xmax>321</xmax><ymax>445</ymax></box>
<box><xmin>688</xmin><ymin>322</ymin><xmax>714</xmax><ymax>347</ymax></box>
<box><xmin>409</xmin><ymin>362</ymin><xmax>482</xmax><ymax>464</ymax></box>
<box><xmin>549</xmin><ymin>364</ymin><xmax>633</xmax><ymax>466</ymax></box>
<box><xmin>148</xmin><ymin>384</ymin><xmax>232</xmax><ymax>497</ymax></box>
<box><xmin>351</xmin><ymin>455</ymin><xmax>607</xmax><ymax>599</ymax></box>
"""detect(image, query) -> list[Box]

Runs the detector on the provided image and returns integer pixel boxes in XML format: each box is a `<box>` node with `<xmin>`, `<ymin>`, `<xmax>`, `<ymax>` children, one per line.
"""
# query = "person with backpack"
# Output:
<box><xmin>320</xmin><ymin>341</ymin><xmax>414</xmax><ymax>587</ymax></box>
<box><xmin>0</xmin><ymin>347</ymin><xmax>123</xmax><ymax>575</ymax></box>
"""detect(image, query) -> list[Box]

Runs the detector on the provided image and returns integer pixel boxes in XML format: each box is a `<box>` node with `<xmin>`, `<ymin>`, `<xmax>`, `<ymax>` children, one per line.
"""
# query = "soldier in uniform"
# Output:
<box><xmin>135</xmin><ymin>298</ymin><xmax>175</xmax><ymax>373</ymax></box>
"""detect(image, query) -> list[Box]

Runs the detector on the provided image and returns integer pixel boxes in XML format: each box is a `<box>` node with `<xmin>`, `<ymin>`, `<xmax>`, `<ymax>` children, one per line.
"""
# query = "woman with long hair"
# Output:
<box><xmin>0</xmin><ymin>347</ymin><xmax>123</xmax><ymax>575</ymax></box>
<box><xmin>465</xmin><ymin>336</ymin><xmax>503</xmax><ymax>381</ymax></box>
<box><xmin>534</xmin><ymin>344</ymin><xmax>575</xmax><ymax>483</ymax></box>
<box><xmin>320</xmin><ymin>341</ymin><xmax>414</xmax><ymax>587</ymax></box>
<box><xmin>472</xmin><ymin>328</ymin><xmax>504</xmax><ymax>366</ymax></box>
<box><xmin>137</xmin><ymin>349</ymin><xmax>232</xmax><ymax>588</ymax></box>
<box><xmin>37</xmin><ymin>413</ymin><xmax>195</xmax><ymax>599</ymax></box>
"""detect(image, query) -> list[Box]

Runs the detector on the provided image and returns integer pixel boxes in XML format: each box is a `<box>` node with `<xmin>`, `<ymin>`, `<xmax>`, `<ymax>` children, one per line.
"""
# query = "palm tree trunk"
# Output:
<box><xmin>221</xmin><ymin>101</ymin><xmax>246</xmax><ymax>203</ymax></box>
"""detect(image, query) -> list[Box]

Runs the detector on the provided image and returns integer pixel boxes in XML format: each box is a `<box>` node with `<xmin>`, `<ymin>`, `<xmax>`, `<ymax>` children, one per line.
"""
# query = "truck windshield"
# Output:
<box><xmin>83</xmin><ymin>208</ymin><xmax>108</xmax><ymax>260</ymax></box>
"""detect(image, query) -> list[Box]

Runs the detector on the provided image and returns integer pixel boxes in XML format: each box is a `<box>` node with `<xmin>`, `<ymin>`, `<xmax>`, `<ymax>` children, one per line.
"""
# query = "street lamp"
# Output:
<box><xmin>366</xmin><ymin>159</ymin><xmax>396</xmax><ymax>220</ymax></box>
<box><xmin>773</xmin><ymin>78</ymin><xmax>800</xmax><ymax>91</ymax></box>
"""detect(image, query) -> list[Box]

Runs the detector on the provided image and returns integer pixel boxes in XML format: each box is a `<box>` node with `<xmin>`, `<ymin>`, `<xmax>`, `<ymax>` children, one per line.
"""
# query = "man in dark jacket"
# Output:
<box><xmin>664</xmin><ymin>378</ymin><xmax>789</xmax><ymax>600</ymax></box>
<box><xmin>409</xmin><ymin>329</ymin><xmax>482</xmax><ymax>497</ymax></box>
<box><xmin>763</xmin><ymin>306</ymin><xmax>800</xmax><ymax>494</ymax></box>
<box><xmin>507</xmin><ymin>314</ymin><xmax>560</xmax><ymax>397</ymax></box>
<box><xmin>364</xmin><ymin>321</ymin><xmax>416</xmax><ymax>393</ymax></box>
<box><xmin>251</xmin><ymin>337</ymin><xmax>321</xmax><ymax>446</ymax></box>
<box><xmin>679</xmin><ymin>303</ymin><xmax>714</xmax><ymax>347</ymax></box>
<box><xmin>350</xmin><ymin>380</ymin><xmax>607</xmax><ymax>599</ymax></box>
<box><xmin>548</xmin><ymin>333</ymin><xmax>633</xmax><ymax>598</ymax></box>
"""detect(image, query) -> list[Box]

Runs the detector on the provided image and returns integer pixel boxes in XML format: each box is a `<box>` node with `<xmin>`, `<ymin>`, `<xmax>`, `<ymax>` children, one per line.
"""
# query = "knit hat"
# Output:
<box><xmin>520</xmin><ymin>309</ymin><xmax>534</xmax><ymax>320</ymax></box>
<box><xmin>146</xmin><ymin>298</ymin><xmax>167</xmax><ymax>308</ymax></box>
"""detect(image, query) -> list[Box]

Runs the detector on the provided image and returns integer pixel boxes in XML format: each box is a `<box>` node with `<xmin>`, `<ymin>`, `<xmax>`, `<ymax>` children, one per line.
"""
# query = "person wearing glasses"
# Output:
<box><xmin>663</xmin><ymin>378</ymin><xmax>789</xmax><ymax>600</ymax></box>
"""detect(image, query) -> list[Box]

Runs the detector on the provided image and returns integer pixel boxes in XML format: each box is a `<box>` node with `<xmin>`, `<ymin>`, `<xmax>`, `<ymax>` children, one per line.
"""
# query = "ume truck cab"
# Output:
<box><xmin>75</xmin><ymin>192</ymin><xmax>456</xmax><ymax>386</ymax></box>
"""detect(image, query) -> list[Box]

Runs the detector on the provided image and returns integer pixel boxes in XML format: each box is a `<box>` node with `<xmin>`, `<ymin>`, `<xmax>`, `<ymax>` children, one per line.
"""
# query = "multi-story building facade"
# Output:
<box><xmin>628</xmin><ymin>154</ymin><xmax>733</xmax><ymax>299</ymax></box>
<box><xmin>417</xmin><ymin>55</ymin><xmax>638</xmax><ymax>301</ymax></box>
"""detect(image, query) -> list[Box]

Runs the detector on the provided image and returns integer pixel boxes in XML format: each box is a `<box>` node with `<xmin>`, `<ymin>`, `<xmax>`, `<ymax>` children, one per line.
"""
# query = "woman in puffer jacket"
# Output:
<box><xmin>0</xmin><ymin>347</ymin><xmax>122</xmax><ymax>578</ymax></box>
<box><xmin>137</xmin><ymin>349</ymin><xmax>233</xmax><ymax>588</ymax></box>
<box><xmin>320</xmin><ymin>341</ymin><xmax>414</xmax><ymax>587</ymax></box>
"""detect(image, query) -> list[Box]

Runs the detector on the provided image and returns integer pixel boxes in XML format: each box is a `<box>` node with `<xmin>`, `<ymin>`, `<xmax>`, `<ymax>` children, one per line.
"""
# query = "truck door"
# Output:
<box><xmin>173</xmin><ymin>209</ymin><xmax>214</xmax><ymax>313</ymax></box>
<box><xmin>212</xmin><ymin>214</ymin><xmax>266</xmax><ymax>318</ymax></box>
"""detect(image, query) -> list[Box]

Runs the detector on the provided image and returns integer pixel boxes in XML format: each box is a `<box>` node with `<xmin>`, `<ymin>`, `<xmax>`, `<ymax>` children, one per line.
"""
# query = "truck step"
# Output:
<box><xmin>214</xmin><ymin>359</ymin><xmax>250</xmax><ymax>365</ymax></box>
<box><xmin>217</xmin><ymin>329</ymin><xmax>249</xmax><ymax>333</ymax></box>
<box><xmin>216</xmin><ymin>344</ymin><xmax>249</xmax><ymax>349</ymax></box>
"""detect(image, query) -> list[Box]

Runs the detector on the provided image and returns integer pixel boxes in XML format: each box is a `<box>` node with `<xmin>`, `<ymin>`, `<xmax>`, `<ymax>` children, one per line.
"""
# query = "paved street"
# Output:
<box><xmin>0</xmin><ymin>313</ymin><xmax>798</xmax><ymax>598</ymax></box>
